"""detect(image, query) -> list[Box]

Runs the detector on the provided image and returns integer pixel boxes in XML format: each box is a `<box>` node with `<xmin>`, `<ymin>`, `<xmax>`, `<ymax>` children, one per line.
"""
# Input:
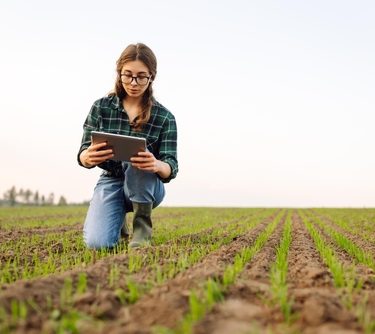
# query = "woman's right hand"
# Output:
<box><xmin>80</xmin><ymin>142</ymin><xmax>114</xmax><ymax>168</ymax></box>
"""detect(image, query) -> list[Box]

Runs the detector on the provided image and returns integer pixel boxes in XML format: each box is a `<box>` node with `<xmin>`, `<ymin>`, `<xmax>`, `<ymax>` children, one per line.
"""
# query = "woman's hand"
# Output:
<box><xmin>80</xmin><ymin>142</ymin><xmax>114</xmax><ymax>168</ymax></box>
<box><xmin>131</xmin><ymin>151</ymin><xmax>172</xmax><ymax>179</ymax></box>
<box><xmin>130</xmin><ymin>151</ymin><xmax>161</xmax><ymax>173</ymax></box>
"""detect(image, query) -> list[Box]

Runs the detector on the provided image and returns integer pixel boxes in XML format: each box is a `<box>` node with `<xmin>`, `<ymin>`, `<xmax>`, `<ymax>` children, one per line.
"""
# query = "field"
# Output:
<box><xmin>0</xmin><ymin>206</ymin><xmax>374</xmax><ymax>334</ymax></box>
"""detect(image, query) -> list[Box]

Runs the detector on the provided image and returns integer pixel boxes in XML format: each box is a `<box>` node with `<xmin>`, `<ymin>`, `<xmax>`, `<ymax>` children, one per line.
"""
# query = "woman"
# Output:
<box><xmin>77</xmin><ymin>43</ymin><xmax>178</xmax><ymax>249</ymax></box>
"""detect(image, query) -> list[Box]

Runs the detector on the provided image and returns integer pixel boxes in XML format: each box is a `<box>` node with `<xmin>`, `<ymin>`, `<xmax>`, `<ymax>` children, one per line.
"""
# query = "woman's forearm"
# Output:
<box><xmin>156</xmin><ymin>160</ymin><xmax>171</xmax><ymax>179</ymax></box>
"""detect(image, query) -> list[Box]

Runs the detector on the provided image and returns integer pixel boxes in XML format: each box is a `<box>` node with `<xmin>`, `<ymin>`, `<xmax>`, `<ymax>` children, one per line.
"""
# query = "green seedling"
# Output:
<box><xmin>108</xmin><ymin>264</ymin><xmax>120</xmax><ymax>288</ymax></box>
<box><xmin>60</xmin><ymin>277</ymin><xmax>73</xmax><ymax>309</ymax></box>
<box><xmin>76</xmin><ymin>272</ymin><xmax>88</xmax><ymax>294</ymax></box>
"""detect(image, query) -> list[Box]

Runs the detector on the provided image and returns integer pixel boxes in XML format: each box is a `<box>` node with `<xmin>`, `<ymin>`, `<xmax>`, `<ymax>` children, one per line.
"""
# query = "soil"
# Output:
<box><xmin>0</xmin><ymin>224</ymin><xmax>83</xmax><ymax>244</ymax></box>
<box><xmin>309</xmin><ymin>210</ymin><xmax>375</xmax><ymax>260</ymax></box>
<box><xmin>1</xmin><ymin>209</ymin><xmax>374</xmax><ymax>334</ymax></box>
<box><xmin>0</xmin><ymin>212</ymin><xmax>277</xmax><ymax>333</ymax></box>
<box><xmin>192</xmin><ymin>211</ymin><xmax>372</xmax><ymax>334</ymax></box>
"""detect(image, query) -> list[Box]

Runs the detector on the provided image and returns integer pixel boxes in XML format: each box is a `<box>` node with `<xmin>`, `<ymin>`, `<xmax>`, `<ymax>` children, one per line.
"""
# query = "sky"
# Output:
<box><xmin>0</xmin><ymin>0</ymin><xmax>374</xmax><ymax>207</ymax></box>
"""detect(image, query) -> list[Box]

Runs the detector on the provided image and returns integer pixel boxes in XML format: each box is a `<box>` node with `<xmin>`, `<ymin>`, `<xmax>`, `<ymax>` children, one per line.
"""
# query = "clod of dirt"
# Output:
<box><xmin>50</xmin><ymin>241</ymin><xmax>64</xmax><ymax>253</ymax></box>
<box><xmin>198</xmin><ymin>319</ymin><xmax>259</xmax><ymax>334</ymax></box>
<box><xmin>304</xmin><ymin>323</ymin><xmax>362</xmax><ymax>334</ymax></box>
<box><xmin>304</xmin><ymin>267</ymin><xmax>329</xmax><ymax>280</ymax></box>
<box><xmin>74</xmin><ymin>291</ymin><xmax>122</xmax><ymax>319</ymax></box>
<box><xmin>216</xmin><ymin>298</ymin><xmax>263</xmax><ymax>320</ymax></box>
<box><xmin>301</xmin><ymin>294</ymin><xmax>356</xmax><ymax>326</ymax></box>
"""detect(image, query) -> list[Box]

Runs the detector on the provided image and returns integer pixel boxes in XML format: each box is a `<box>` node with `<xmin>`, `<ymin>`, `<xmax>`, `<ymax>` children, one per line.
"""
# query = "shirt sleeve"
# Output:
<box><xmin>77</xmin><ymin>101</ymin><xmax>101</xmax><ymax>168</ymax></box>
<box><xmin>158</xmin><ymin>114</ymin><xmax>178</xmax><ymax>183</ymax></box>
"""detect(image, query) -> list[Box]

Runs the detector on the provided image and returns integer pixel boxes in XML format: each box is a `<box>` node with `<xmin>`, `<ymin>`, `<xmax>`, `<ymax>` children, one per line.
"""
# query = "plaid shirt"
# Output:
<box><xmin>77</xmin><ymin>95</ymin><xmax>178</xmax><ymax>183</ymax></box>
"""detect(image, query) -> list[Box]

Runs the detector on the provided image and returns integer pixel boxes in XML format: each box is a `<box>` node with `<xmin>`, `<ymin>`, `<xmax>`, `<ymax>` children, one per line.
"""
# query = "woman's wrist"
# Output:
<box><xmin>80</xmin><ymin>150</ymin><xmax>92</xmax><ymax>168</ymax></box>
<box><xmin>156</xmin><ymin>160</ymin><xmax>171</xmax><ymax>179</ymax></box>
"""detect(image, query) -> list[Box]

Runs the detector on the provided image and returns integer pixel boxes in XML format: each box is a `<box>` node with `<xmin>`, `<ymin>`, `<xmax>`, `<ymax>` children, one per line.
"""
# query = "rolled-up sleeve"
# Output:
<box><xmin>158</xmin><ymin>114</ymin><xmax>178</xmax><ymax>183</ymax></box>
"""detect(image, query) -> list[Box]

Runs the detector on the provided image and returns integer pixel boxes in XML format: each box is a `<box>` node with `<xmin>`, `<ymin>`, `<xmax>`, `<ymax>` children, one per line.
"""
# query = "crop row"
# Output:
<box><xmin>299</xmin><ymin>210</ymin><xmax>375</xmax><ymax>333</ymax></box>
<box><xmin>160</xmin><ymin>210</ymin><xmax>286</xmax><ymax>333</ymax></box>
<box><xmin>0</xmin><ymin>207</ymin><xmax>374</xmax><ymax>333</ymax></box>
<box><xmin>0</xmin><ymin>208</ymin><xmax>271</xmax><ymax>284</ymax></box>
<box><xmin>312</xmin><ymin>208</ymin><xmax>375</xmax><ymax>243</ymax></box>
<box><xmin>0</xmin><ymin>209</ymin><xmax>279</xmax><ymax>333</ymax></box>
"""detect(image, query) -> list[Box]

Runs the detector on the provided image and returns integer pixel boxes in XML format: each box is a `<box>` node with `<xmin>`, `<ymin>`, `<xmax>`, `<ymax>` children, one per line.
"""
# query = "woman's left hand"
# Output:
<box><xmin>130</xmin><ymin>151</ymin><xmax>161</xmax><ymax>173</ymax></box>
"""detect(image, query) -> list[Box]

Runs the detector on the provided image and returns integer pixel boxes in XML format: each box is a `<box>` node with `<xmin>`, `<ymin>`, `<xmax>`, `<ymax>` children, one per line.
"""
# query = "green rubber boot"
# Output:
<box><xmin>129</xmin><ymin>202</ymin><xmax>153</xmax><ymax>249</ymax></box>
<box><xmin>120</xmin><ymin>216</ymin><xmax>129</xmax><ymax>242</ymax></box>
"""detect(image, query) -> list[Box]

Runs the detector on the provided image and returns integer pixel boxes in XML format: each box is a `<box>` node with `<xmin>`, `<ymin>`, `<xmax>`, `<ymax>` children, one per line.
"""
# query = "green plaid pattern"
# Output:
<box><xmin>77</xmin><ymin>95</ymin><xmax>178</xmax><ymax>183</ymax></box>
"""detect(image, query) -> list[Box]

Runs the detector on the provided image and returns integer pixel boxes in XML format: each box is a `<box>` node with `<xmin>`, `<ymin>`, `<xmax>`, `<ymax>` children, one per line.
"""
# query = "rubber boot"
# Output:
<box><xmin>129</xmin><ymin>202</ymin><xmax>153</xmax><ymax>249</ymax></box>
<box><xmin>120</xmin><ymin>217</ymin><xmax>129</xmax><ymax>242</ymax></box>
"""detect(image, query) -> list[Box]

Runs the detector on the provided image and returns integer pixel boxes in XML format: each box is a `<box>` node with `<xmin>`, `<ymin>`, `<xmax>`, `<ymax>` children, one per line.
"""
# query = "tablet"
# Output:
<box><xmin>91</xmin><ymin>131</ymin><xmax>146</xmax><ymax>162</ymax></box>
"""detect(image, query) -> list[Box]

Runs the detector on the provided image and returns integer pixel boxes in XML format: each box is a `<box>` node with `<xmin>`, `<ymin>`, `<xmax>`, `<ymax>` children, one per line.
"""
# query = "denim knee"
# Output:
<box><xmin>123</xmin><ymin>163</ymin><xmax>165</xmax><ymax>205</ymax></box>
<box><xmin>83</xmin><ymin>174</ymin><xmax>125</xmax><ymax>249</ymax></box>
<box><xmin>84</xmin><ymin>233</ymin><xmax>118</xmax><ymax>249</ymax></box>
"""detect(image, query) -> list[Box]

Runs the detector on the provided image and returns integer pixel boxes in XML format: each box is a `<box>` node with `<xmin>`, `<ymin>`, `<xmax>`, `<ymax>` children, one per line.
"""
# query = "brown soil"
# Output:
<box><xmin>288</xmin><ymin>212</ymin><xmax>364</xmax><ymax>333</ymax></box>
<box><xmin>0</xmin><ymin>214</ymin><xmax>252</xmax><ymax>283</ymax></box>
<box><xmin>1</xmin><ymin>209</ymin><xmax>374</xmax><ymax>334</ymax></box>
<box><xmin>91</xmin><ymin>215</ymin><xmax>276</xmax><ymax>333</ymax></box>
<box><xmin>0</xmin><ymin>224</ymin><xmax>83</xmax><ymax>244</ymax></box>
<box><xmin>309</xmin><ymin>210</ymin><xmax>375</xmax><ymax>260</ymax></box>
<box><xmin>193</xmin><ymin>211</ymin><xmax>286</xmax><ymax>334</ymax></box>
<box><xmin>193</xmin><ymin>211</ymin><xmax>369</xmax><ymax>334</ymax></box>
<box><xmin>0</xmin><ymin>213</ymin><xmax>276</xmax><ymax>333</ymax></box>
<box><xmin>310</xmin><ymin>216</ymin><xmax>375</xmax><ymax>290</ymax></box>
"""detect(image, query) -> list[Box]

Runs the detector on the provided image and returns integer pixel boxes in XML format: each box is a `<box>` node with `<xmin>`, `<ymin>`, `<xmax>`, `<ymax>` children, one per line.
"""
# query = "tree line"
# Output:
<box><xmin>1</xmin><ymin>186</ymin><xmax>68</xmax><ymax>207</ymax></box>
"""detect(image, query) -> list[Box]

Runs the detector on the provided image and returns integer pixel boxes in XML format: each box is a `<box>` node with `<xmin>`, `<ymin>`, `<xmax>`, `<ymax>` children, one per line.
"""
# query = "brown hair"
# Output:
<box><xmin>110</xmin><ymin>43</ymin><xmax>157</xmax><ymax>130</ymax></box>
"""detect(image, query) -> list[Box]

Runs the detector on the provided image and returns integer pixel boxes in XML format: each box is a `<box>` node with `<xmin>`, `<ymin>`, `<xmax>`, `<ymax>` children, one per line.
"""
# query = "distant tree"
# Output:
<box><xmin>33</xmin><ymin>191</ymin><xmax>39</xmax><ymax>205</ymax></box>
<box><xmin>41</xmin><ymin>195</ymin><xmax>46</xmax><ymax>206</ymax></box>
<box><xmin>58</xmin><ymin>196</ymin><xmax>67</xmax><ymax>206</ymax></box>
<box><xmin>24</xmin><ymin>189</ymin><xmax>33</xmax><ymax>204</ymax></box>
<box><xmin>4</xmin><ymin>186</ymin><xmax>17</xmax><ymax>206</ymax></box>
<box><xmin>47</xmin><ymin>193</ymin><xmax>55</xmax><ymax>205</ymax></box>
<box><xmin>18</xmin><ymin>188</ymin><xmax>24</xmax><ymax>203</ymax></box>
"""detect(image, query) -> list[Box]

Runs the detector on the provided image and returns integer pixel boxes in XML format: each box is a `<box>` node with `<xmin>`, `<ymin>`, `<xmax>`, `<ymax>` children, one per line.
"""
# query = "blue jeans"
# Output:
<box><xmin>83</xmin><ymin>163</ymin><xmax>165</xmax><ymax>249</ymax></box>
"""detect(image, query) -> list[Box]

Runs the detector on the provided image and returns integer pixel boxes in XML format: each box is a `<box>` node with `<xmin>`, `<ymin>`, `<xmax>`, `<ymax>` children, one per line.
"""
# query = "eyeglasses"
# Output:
<box><xmin>120</xmin><ymin>73</ymin><xmax>151</xmax><ymax>86</ymax></box>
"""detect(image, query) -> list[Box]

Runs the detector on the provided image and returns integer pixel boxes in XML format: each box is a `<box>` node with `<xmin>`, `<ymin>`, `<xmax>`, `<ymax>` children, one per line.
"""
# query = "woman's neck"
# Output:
<box><xmin>124</xmin><ymin>95</ymin><xmax>142</xmax><ymax>107</ymax></box>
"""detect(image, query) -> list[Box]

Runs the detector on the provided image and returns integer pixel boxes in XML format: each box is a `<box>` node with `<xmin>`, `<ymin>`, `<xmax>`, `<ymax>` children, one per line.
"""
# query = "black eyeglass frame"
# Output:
<box><xmin>120</xmin><ymin>74</ymin><xmax>152</xmax><ymax>86</ymax></box>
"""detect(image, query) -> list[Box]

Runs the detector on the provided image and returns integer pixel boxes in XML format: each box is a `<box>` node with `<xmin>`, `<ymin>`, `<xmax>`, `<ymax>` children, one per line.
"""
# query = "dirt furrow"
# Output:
<box><xmin>192</xmin><ymin>211</ymin><xmax>286</xmax><ymax>334</ymax></box>
<box><xmin>288</xmin><ymin>211</ymin><xmax>363</xmax><ymax>333</ymax></box>
<box><xmin>95</xmin><ymin>215</ymin><xmax>278</xmax><ymax>334</ymax></box>
<box><xmin>0</xmin><ymin>214</ymin><xmax>252</xmax><ymax>281</ymax></box>
<box><xmin>309</xmin><ymin>210</ymin><xmax>375</xmax><ymax>259</ymax></box>
<box><xmin>0</xmin><ymin>224</ymin><xmax>83</xmax><ymax>244</ymax></box>
<box><xmin>309</xmin><ymin>215</ymin><xmax>375</xmax><ymax>290</ymax></box>
<box><xmin>0</xmin><ymin>214</ymin><xmax>276</xmax><ymax>333</ymax></box>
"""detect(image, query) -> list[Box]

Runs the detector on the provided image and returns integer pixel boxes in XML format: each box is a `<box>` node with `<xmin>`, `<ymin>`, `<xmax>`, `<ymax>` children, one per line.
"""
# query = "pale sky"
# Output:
<box><xmin>1</xmin><ymin>0</ymin><xmax>374</xmax><ymax>207</ymax></box>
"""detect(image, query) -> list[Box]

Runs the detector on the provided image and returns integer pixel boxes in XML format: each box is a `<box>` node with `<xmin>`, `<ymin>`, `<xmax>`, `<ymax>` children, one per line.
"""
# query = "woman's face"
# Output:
<box><xmin>120</xmin><ymin>60</ymin><xmax>152</xmax><ymax>99</ymax></box>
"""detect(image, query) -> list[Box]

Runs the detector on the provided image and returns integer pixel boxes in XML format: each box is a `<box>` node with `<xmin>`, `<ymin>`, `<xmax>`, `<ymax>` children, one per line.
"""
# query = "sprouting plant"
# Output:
<box><xmin>205</xmin><ymin>279</ymin><xmax>223</xmax><ymax>308</ymax></box>
<box><xmin>355</xmin><ymin>293</ymin><xmax>375</xmax><ymax>334</ymax></box>
<box><xmin>60</xmin><ymin>277</ymin><xmax>73</xmax><ymax>309</ymax></box>
<box><xmin>128</xmin><ymin>253</ymin><xmax>143</xmax><ymax>273</ymax></box>
<box><xmin>126</xmin><ymin>279</ymin><xmax>140</xmax><ymax>304</ymax></box>
<box><xmin>155</xmin><ymin>265</ymin><xmax>164</xmax><ymax>284</ymax></box>
<box><xmin>108</xmin><ymin>264</ymin><xmax>120</xmax><ymax>288</ymax></box>
<box><xmin>11</xmin><ymin>300</ymin><xmax>28</xmax><ymax>323</ymax></box>
<box><xmin>114</xmin><ymin>288</ymin><xmax>127</xmax><ymax>305</ymax></box>
<box><xmin>76</xmin><ymin>272</ymin><xmax>87</xmax><ymax>294</ymax></box>
<box><xmin>26</xmin><ymin>298</ymin><xmax>42</xmax><ymax>316</ymax></box>
<box><xmin>222</xmin><ymin>264</ymin><xmax>236</xmax><ymax>287</ymax></box>
<box><xmin>188</xmin><ymin>290</ymin><xmax>205</xmax><ymax>322</ymax></box>
<box><xmin>54</xmin><ymin>310</ymin><xmax>81</xmax><ymax>334</ymax></box>
<box><xmin>269</xmin><ymin>212</ymin><xmax>293</xmax><ymax>323</ymax></box>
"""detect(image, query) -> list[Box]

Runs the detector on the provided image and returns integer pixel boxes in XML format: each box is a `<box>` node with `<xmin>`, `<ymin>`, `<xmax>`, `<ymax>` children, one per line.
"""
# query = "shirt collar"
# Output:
<box><xmin>109</xmin><ymin>95</ymin><xmax>123</xmax><ymax>112</ymax></box>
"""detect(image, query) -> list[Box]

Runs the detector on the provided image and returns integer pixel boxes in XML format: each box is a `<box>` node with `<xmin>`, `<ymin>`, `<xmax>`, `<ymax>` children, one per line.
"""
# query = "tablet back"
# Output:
<box><xmin>91</xmin><ymin>131</ymin><xmax>146</xmax><ymax>162</ymax></box>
